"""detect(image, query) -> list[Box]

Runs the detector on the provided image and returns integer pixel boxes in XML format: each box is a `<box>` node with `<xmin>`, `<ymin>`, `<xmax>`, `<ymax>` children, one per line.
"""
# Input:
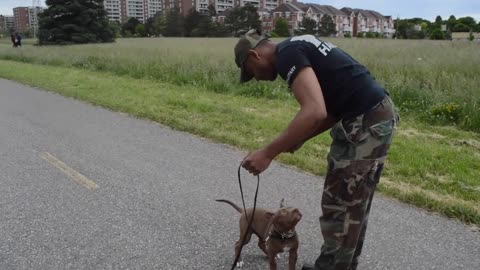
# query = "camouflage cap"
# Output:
<box><xmin>234</xmin><ymin>29</ymin><xmax>268</xmax><ymax>83</ymax></box>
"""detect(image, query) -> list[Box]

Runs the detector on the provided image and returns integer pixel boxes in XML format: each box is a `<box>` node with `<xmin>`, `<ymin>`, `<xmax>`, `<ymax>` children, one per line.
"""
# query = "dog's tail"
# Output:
<box><xmin>215</xmin><ymin>199</ymin><xmax>242</xmax><ymax>213</ymax></box>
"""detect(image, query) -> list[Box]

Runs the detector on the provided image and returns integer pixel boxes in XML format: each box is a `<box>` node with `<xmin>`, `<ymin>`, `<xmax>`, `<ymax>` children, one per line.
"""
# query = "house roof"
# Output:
<box><xmin>290</xmin><ymin>2</ymin><xmax>310</xmax><ymax>12</ymax></box>
<box><xmin>272</xmin><ymin>3</ymin><xmax>303</xmax><ymax>13</ymax></box>
<box><xmin>340</xmin><ymin>7</ymin><xmax>355</xmax><ymax>16</ymax></box>
<box><xmin>309</xmin><ymin>4</ymin><xmax>345</xmax><ymax>16</ymax></box>
<box><xmin>323</xmin><ymin>5</ymin><xmax>346</xmax><ymax>16</ymax></box>
<box><xmin>310</xmin><ymin>4</ymin><xmax>332</xmax><ymax>15</ymax></box>
<box><xmin>257</xmin><ymin>7</ymin><xmax>270</xmax><ymax>13</ymax></box>
<box><xmin>366</xmin><ymin>10</ymin><xmax>385</xmax><ymax>20</ymax></box>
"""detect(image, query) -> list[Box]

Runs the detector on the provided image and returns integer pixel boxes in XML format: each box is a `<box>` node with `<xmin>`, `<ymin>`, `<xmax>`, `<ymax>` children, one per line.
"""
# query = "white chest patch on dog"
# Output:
<box><xmin>283</xmin><ymin>246</ymin><xmax>291</xmax><ymax>252</ymax></box>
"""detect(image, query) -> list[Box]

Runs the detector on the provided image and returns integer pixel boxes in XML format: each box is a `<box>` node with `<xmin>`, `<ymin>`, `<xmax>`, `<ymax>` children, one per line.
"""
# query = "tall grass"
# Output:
<box><xmin>0</xmin><ymin>38</ymin><xmax>479</xmax><ymax>131</ymax></box>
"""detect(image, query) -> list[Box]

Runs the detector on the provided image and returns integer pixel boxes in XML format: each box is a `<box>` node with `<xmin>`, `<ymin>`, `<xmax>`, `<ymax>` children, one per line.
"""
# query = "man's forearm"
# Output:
<box><xmin>263</xmin><ymin>108</ymin><xmax>325</xmax><ymax>158</ymax></box>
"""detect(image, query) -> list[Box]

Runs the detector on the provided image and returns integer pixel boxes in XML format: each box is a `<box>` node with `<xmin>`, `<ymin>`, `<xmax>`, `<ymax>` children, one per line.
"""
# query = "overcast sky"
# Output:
<box><xmin>1</xmin><ymin>0</ymin><xmax>479</xmax><ymax>22</ymax></box>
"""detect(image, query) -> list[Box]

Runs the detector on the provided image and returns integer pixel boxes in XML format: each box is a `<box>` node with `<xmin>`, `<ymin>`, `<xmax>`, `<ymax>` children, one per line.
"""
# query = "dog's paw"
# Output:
<box><xmin>236</xmin><ymin>260</ymin><xmax>244</xmax><ymax>268</ymax></box>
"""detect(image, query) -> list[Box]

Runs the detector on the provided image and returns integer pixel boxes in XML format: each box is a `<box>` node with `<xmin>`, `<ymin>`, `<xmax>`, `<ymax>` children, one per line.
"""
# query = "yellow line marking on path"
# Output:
<box><xmin>40</xmin><ymin>152</ymin><xmax>98</xmax><ymax>190</ymax></box>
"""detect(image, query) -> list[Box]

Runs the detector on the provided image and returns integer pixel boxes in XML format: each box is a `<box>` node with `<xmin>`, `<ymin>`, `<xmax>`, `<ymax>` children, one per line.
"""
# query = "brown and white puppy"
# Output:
<box><xmin>216</xmin><ymin>199</ymin><xmax>302</xmax><ymax>270</ymax></box>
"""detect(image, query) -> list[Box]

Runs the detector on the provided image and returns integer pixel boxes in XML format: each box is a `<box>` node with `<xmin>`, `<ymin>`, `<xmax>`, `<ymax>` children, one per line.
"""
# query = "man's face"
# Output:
<box><xmin>243</xmin><ymin>49</ymin><xmax>277</xmax><ymax>82</ymax></box>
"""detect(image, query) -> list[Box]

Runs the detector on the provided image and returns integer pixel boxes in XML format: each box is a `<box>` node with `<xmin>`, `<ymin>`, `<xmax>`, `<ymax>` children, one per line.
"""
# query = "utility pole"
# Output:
<box><xmin>32</xmin><ymin>0</ymin><xmax>40</xmax><ymax>39</ymax></box>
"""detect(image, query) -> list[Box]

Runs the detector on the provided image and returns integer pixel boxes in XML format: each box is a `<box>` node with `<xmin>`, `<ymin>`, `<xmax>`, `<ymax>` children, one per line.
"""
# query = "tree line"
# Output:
<box><xmin>395</xmin><ymin>15</ymin><xmax>480</xmax><ymax>40</ymax></box>
<box><xmin>33</xmin><ymin>1</ymin><xmax>480</xmax><ymax>44</ymax></box>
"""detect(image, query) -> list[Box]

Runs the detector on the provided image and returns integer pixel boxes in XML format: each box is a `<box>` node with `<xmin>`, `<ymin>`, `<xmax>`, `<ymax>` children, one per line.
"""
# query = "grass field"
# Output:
<box><xmin>0</xmin><ymin>37</ymin><xmax>479</xmax><ymax>226</ymax></box>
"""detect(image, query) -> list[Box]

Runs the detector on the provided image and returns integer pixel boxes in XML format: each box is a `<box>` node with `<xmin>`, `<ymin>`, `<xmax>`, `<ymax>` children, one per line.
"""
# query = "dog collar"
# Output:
<box><xmin>270</xmin><ymin>227</ymin><xmax>296</xmax><ymax>240</ymax></box>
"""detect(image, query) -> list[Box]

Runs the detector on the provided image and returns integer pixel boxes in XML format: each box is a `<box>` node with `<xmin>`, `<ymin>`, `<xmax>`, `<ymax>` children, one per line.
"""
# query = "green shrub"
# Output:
<box><xmin>428</xmin><ymin>102</ymin><xmax>462</xmax><ymax>124</ymax></box>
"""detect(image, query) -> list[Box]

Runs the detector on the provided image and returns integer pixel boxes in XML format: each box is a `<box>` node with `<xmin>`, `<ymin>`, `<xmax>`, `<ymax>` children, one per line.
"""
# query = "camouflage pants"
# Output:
<box><xmin>314</xmin><ymin>95</ymin><xmax>399</xmax><ymax>270</ymax></box>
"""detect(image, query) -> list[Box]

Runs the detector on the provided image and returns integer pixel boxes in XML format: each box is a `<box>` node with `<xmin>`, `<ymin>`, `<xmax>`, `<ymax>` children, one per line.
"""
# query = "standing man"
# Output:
<box><xmin>11</xmin><ymin>33</ymin><xmax>17</xmax><ymax>47</ymax></box>
<box><xmin>15</xmin><ymin>33</ymin><xmax>22</xmax><ymax>47</ymax></box>
<box><xmin>235</xmin><ymin>29</ymin><xmax>399</xmax><ymax>270</ymax></box>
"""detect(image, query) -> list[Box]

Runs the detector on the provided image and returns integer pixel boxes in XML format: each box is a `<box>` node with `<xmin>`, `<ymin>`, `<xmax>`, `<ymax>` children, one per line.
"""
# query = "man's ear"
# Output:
<box><xmin>248</xmin><ymin>49</ymin><xmax>260</xmax><ymax>60</ymax></box>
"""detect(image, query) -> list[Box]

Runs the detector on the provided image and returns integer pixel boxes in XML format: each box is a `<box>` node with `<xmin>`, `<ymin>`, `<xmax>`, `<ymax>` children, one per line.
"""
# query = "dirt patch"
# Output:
<box><xmin>398</xmin><ymin>128</ymin><xmax>446</xmax><ymax>140</ymax></box>
<box><xmin>426</xmin><ymin>173</ymin><xmax>451</xmax><ymax>184</ymax></box>
<box><xmin>243</xmin><ymin>108</ymin><xmax>257</xmax><ymax>113</ymax></box>
<box><xmin>380</xmin><ymin>178</ymin><xmax>480</xmax><ymax>214</ymax></box>
<box><xmin>453</xmin><ymin>139</ymin><xmax>480</xmax><ymax>151</ymax></box>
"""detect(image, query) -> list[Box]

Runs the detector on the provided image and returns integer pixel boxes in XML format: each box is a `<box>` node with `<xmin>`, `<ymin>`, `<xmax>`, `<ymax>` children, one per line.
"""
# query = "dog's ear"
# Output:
<box><xmin>265</xmin><ymin>212</ymin><xmax>274</xmax><ymax>220</ymax></box>
<box><xmin>279</xmin><ymin>198</ymin><xmax>286</xmax><ymax>208</ymax></box>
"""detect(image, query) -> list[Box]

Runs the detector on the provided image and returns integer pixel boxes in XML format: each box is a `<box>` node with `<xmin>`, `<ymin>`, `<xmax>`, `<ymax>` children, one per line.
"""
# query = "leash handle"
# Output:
<box><xmin>230</xmin><ymin>162</ymin><xmax>260</xmax><ymax>270</ymax></box>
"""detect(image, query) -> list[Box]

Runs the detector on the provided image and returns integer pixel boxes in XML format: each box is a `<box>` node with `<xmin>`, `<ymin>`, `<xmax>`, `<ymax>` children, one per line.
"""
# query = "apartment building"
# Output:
<box><xmin>104</xmin><ymin>0</ymin><xmax>122</xmax><ymax>21</ymax></box>
<box><xmin>5</xmin><ymin>16</ymin><xmax>15</xmax><ymax>31</ymax></box>
<box><xmin>259</xmin><ymin>2</ymin><xmax>393</xmax><ymax>37</ymax></box>
<box><xmin>11</xmin><ymin>6</ymin><xmax>44</xmax><ymax>34</ymax></box>
<box><xmin>104</xmin><ymin>0</ymin><xmax>163</xmax><ymax>23</ymax></box>
<box><xmin>13</xmin><ymin>7</ymin><xmax>29</xmax><ymax>33</ymax></box>
<box><xmin>341</xmin><ymin>7</ymin><xmax>394</xmax><ymax>37</ymax></box>
<box><xmin>28</xmin><ymin>7</ymin><xmax>44</xmax><ymax>35</ymax></box>
<box><xmin>0</xmin><ymin>16</ymin><xmax>5</xmax><ymax>32</ymax></box>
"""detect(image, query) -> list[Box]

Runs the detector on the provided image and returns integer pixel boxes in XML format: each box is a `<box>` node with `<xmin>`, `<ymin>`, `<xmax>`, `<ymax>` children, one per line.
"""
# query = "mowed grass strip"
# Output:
<box><xmin>1</xmin><ymin>60</ymin><xmax>479</xmax><ymax>226</ymax></box>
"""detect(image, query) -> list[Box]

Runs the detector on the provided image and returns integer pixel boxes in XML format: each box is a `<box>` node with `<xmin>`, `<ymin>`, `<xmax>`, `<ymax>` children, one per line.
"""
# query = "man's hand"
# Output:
<box><xmin>242</xmin><ymin>149</ymin><xmax>274</xmax><ymax>176</ymax></box>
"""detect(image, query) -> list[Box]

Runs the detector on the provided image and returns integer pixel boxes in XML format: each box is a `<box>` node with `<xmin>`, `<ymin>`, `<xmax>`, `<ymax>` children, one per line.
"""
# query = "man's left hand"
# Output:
<box><xmin>242</xmin><ymin>149</ymin><xmax>274</xmax><ymax>176</ymax></box>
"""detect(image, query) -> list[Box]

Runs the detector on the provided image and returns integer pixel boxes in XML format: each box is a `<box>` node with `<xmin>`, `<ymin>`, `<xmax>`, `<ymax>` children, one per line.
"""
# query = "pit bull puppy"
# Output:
<box><xmin>216</xmin><ymin>199</ymin><xmax>302</xmax><ymax>270</ymax></box>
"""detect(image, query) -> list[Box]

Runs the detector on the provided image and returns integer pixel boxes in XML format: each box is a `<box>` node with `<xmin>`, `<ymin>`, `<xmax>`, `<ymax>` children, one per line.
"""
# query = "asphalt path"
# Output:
<box><xmin>1</xmin><ymin>79</ymin><xmax>479</xmax><ymax>270</ymax></box>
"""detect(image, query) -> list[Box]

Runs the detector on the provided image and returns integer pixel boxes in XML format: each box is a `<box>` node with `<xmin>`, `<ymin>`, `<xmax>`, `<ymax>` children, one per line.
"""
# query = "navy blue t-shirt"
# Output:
<box><xmin>275</xmin><ymin>35</ymin><xmax>385</xmax><ymax>119</ymax></box>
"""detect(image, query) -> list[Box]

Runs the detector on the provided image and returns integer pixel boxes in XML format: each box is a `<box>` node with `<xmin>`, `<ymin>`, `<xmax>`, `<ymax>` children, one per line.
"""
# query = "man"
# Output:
<box><xmin>235</xmin><ymin>29</ymin><xmax>399</xmax><ymax>270</ymax></box>
<box><xmin>15</xmin><ymin>33</ymin><xmax>22</xmax><ymax>47</ymax></box>
<box><xmin>11</xmin><ymin>34</ymin><xmax>17</xmax><ymax>47</ymax></box>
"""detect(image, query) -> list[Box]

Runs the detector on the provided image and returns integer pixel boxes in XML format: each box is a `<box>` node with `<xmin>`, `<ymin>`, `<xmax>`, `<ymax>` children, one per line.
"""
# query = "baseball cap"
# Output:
<box><xmin>234</xmin><ymin>29</ymin><xmax>268</xmax><ymax>83</ymax></box>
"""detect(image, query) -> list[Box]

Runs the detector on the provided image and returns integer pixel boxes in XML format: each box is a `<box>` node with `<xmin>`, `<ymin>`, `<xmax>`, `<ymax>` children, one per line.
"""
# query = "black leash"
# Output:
<box><xmin>230</xmin><ymin>162</ymin><xmax>260</xmax><ymax>270</ymax></box>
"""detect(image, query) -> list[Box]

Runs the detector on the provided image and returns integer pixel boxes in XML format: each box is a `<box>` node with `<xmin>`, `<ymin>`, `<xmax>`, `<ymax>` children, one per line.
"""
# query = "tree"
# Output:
<box><xmin>447</xmin><ymin>15</ymin><xmax>457</xmax><ymax>31</ymax></box>
<box><xmin>192</xmin><ymin>16</ymin><xmax>213</xmax><ymax>37</ymax></box>
<box><xmin>145</xmin><ymin>17</ymin><xmax>156</xmax><ymax>36</ymax></box>
<box><xmin>420</xmin><ymin>22</ymin><xmax>428</xmax><ymax>30</ymax></box>
<box><xmin>318</xmin><ymin>15</ymin><xmax>336</xmax><ymax>37</ymax></box>
<box><xmin>454</xmin><ymin>23</ymin><xmax>470</xmax><ymax>32</ymax></box>
<box><xmin>273</xmin><ymin>18</ymin><xmax>290</xmax><ymax>37</ymax></box>
<box><xmin>434</xmin><ymin>15</ymin><xmax>443</xmax><ymax>26</ymax></box>
<box><xmin>38</xmin><ymin>0</ymin><xmax>114</xmax><ymax>45</ymax></box>
<box><xmin>430</xmin><ymin>28</ymin><xmax>445</xmax><ymax>40</ymax></box>
<box><xmin>153</xmin><ymin>12</ymin><xmax>166</xmax><ymax>36</ymax></box>
<box><xmin>208</xmin><ymin>4</ymin><xmax>217</xmax><ymax>17</ymax></box>
<box><xmin>457</xmin><ymin>16</ymin><xmax>476</xmax><ymax>29</ymax></box>
<box><xmin>164</xmin><ymin>8</ymin><xmax>184</xmax><ymax>37</ymax></box>
<box><xmin>110</xmin><ymin>20</ymin><xmax>121</xmax><ymax>38</ymax></box>
<box><xmin>224</xmin><ymin>7</ymin><xmax>243</xmax><ymax>36</ymax></box>
<box><xmin>122</xmin><ymin>17</ymin><xmax>140</xmax><ymax>36</ymax></box>
<box><xmin>135</xmin><ymin>24</ymin><xmax>147</xmax><ymax>37</ymax></box>
<box><xmin>224</xmin><ymin>5</ymin><xmax>261</xmax><ymax>36</ymax></box>
<box><xmin>295</xmin><ymin>17</ymin><xmax>317</xmax><ymax>35</ymax></box>
<box><xmin>210</xmin><ymin>22</ymin><xmax>230</xmax><ymax>37</ymax></box>
<box><xmin>184</xmin><ymin>8</ymin><xmax>202</xmax><ymax>37</ymax></box>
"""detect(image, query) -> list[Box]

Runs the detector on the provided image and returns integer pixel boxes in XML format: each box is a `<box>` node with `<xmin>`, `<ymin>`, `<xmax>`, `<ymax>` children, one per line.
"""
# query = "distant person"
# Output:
<box><xmin>15</xmin><ymin>33</ymin><xmax>22</xmax><ymax>47</ymax></box>
<box><xmin>11</xmin><ymin>34</ymin><xmax>17</xmax><ymax>47</ymax></box>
